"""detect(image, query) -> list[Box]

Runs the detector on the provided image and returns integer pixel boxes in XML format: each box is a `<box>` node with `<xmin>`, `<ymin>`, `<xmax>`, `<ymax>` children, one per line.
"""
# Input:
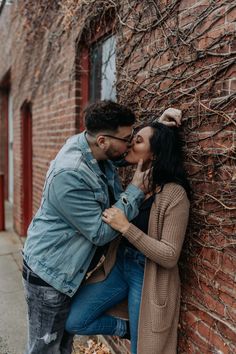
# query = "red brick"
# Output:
<box><xmin>179</xmin><ymin>10</ymin><xmax>196</xmax><ymax>28</ymax></box>
<box><xmin>181</xmin><ymin>305</ymin><xmax>236</xmax><ymax>352</ymax></box>
<box><xmin>230</xmin><ymin>39</ymin><xmax>236</xmax><ymax>52</ymax></box>
<box><xmin>194</xmin><ymin>6</ymin><xmax>226</xmax><ymax>35</ymax></box>
<box><xmin>182</xmin><ymin>323</ymin><xmax>210</xmax><ymax>352</ymax></box>
<box><xmin>207</xmin><ymin>327</ymin><xmax>232</xmax><ymax>353</ymax></box>
<box><xmin>201</xmin><ymin>248</ymin><xmax>221</xmax><ymax>268</ymax></box>
<box><xmin>220</xmin><ymin>252</ymin><xmax>236</xmax><ymax>274</ymax></box>
<box><xmin>197</xmin><ymin>23</ymin><xmax>235</xmax><ymax>50</ymax></box>
<box><xmin>178</xmin><ymin>0</ymin><xmax>203</xmax><ymax>12</ymax></box>
<box><xmin>217</xmin><ymin>322</ymin><xmax>236</xmax><ymax>344</ymax></box>
<box><xmin>230</xmin><ymin>79</ymin><xmax>236</xmax><ymax>93</ymax></box>
<box><xmin>182</xmin><ymin>309</ymin><xmax>200</xmax><ymax>329</ymax></box>
<box><xmin>197</xmin><ymin>131</ymin><xmax>234</xmax><ymax>149</ymax></box>
<box><xmin>226</xmin><ymin>7</ymin><xmax>236</xmax><ymax>23</ymax></box>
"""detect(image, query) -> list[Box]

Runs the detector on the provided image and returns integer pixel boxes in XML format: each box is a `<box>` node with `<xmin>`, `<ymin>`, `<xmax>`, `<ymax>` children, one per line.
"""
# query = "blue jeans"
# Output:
<box><xmin>66</xmin><ymin>245</ymin><xmax>145</xmax><ymax>354</ymax></box>
<box><xmin>22</xmin><ymin>266</ymin><xmax>73</xmax><ymax>354</ymax></box>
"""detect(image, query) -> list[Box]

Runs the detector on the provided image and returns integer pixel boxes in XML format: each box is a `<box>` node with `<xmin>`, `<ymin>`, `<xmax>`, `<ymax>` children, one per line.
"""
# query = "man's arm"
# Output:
<box><xmin>48</xmin><ymin>169</ymin><xmax>144</xmax><ymax>246</ymax></box>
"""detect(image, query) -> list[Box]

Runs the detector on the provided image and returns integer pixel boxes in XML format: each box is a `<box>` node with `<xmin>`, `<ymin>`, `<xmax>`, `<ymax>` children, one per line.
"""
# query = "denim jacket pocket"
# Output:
<box><xmin>41</xmin><ymin>230</ymin><xmax>76</xmax><ymax>268</ymax></box>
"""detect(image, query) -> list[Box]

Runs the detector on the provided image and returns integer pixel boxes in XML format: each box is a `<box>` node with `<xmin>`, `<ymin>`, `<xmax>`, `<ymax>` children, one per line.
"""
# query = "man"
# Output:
<box><xmin>22</xmin><ymin>101</ymin><xmax>181</xmax><ymax>354</ymax></box>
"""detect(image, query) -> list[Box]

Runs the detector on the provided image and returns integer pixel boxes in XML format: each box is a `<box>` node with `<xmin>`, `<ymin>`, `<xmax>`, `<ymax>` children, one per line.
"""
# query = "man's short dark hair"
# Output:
<box><xmin>84</xmin><ymin>100</ymin><xmax>136</xmax><ymax>133</ymax></box>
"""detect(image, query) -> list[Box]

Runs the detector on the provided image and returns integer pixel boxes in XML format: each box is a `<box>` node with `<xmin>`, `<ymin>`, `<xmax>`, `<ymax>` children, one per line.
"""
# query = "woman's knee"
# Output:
<box><xmin>65</xmin><ymin>312</ymin><xmax>87</xmax><ymax>334</ymax></box>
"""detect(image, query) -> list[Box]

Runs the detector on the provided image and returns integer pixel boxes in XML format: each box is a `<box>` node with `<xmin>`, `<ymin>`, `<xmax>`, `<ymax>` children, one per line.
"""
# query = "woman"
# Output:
<box><xmin>65</xmin><ymin>122</ymin><xmax>190</xmax><ymax>354</ymax></box>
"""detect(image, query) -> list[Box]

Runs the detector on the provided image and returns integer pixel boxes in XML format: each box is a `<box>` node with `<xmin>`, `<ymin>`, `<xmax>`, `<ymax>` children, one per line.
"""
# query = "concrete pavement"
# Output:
<box><xmin>0</xmin><ymin>203</ymin><xmax>27</xmax><ymax>354</ymax></box>
<box><xmin>0</xmin><ymin>204</ymin><xmax>114</xmax><ymax>354</ymax></box>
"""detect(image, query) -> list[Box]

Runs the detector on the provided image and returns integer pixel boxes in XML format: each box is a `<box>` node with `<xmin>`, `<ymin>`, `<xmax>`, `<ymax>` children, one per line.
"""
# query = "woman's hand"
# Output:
<box><xmin>131</xmin><ymin>159</ymin><xmax>150</xmax><ymax>193</ymax></box>
<box><xmin>158</xmin><ymin>108</ymin><xmax>182</xmax><ymax>127</ymax></box>
<box><xmin>102</xmin><ymin>207</ymin><xmax>130</xmax><ymax>234</ymax></box>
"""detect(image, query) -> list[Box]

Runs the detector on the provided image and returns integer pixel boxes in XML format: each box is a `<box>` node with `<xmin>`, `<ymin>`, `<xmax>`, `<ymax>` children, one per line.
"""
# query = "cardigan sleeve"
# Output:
<box><xmin>122</xmin><ymin>187</ymin><xmax>190</xmax><ymax>269</ymax></box>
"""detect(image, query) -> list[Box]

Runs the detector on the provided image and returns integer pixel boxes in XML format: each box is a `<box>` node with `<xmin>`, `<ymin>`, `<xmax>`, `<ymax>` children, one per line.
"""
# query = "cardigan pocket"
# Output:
<box><xmin>151</xmin><ymin>300</ymin><xmax>173</xmax><ymax>332</ymax></box>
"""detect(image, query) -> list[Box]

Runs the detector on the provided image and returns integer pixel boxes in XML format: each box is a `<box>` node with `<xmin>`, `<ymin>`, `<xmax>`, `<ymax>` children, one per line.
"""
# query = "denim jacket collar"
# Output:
<box><xmin>78</xmin><ymin>131</ymin><xmax>116</xmax><ymax>183</ymax></box>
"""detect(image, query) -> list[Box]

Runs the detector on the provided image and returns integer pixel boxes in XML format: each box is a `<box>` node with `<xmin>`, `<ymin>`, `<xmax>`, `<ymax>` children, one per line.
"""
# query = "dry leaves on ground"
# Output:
<box><xmin>73</xmin><ymin>337</ymin><xmax>111</xmax><ymax>354</ymax></box>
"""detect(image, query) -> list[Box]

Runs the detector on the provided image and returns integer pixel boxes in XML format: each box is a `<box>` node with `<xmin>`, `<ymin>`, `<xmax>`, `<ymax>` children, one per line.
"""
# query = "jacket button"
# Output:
<box><xmin>79</xmin><ymin>269</ymin><xmax>84</xmax><ymax>273</ymax></box>
<box><xmin>121</xmin><ymin>196</ymin><xmax>128</xmax><ymax>205</ymax></box>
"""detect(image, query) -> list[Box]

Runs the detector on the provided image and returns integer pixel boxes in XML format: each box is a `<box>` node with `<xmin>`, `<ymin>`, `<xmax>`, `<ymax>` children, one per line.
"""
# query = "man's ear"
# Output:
<box><xmin>96</xmin><ymin>135</ymin><xmax>108</xmax><ymax>150</ymax></box>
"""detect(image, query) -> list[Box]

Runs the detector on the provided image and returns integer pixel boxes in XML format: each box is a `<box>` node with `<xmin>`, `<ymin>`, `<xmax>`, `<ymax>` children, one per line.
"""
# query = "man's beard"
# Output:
<box><xmin>105</xmin><ymin>148</ymin><xmax>127</xmax><ymax>161</ymax></box>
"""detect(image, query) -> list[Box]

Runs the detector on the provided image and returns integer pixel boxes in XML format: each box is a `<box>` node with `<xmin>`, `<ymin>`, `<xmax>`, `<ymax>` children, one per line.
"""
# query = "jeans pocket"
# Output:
<box><xmin>135</xmin><ymin>255</ymin><xmax>145</xmax><ymax>268</ymax></box>
<box><xmin>137</xmin><ymin>259</ymin><xmax>145</xmax><ymax>267</ymax></box>
<box><xmin>43</xmin><ymin>288</ymin><xmax>68</xmax><ymax>307</ymax></box>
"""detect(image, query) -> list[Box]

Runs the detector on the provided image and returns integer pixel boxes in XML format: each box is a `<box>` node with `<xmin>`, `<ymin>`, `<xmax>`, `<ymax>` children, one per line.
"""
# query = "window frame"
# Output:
<box><xmin>76</xmin><ymin>25</ymin><xmax>116</xmax><ymax>132</ymax></box>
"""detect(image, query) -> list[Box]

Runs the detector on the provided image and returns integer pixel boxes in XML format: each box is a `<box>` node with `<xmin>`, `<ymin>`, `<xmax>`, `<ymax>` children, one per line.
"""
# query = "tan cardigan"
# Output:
<box><xmin>87</xmin><ymin>183</ymin><xmax>190</xmax><ymax>354</ymax></box>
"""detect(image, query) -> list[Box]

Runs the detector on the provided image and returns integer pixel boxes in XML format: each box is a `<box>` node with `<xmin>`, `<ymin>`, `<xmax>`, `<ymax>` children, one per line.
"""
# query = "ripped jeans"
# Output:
<box><xmin>22</xmin><ymin>273</ymin><xmax>73</xmax><ymax>354</ymax></box>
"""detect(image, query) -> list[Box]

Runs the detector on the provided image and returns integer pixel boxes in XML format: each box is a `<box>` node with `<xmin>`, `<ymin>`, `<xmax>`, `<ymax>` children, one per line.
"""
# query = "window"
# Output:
<box><xmin>76</xmin><ymin>33</ymin><xmax>117</xmax><ymax>131</ymax></box>
<box><xmin>90</xmin><ymin>35</ymin><xmax>116</xmax><ymax>102</ymax></box>
<box><xmin>0</xmin><ymin>0</ymin><xmax>14</xmax><ymax>5</ymax></box>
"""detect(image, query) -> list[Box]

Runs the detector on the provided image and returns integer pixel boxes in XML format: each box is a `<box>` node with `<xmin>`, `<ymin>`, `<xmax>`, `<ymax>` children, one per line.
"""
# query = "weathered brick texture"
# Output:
<box><xmin>0</xmin><ymin>0</ymin><xmax>235</xmax><ymax>352</ymax></box>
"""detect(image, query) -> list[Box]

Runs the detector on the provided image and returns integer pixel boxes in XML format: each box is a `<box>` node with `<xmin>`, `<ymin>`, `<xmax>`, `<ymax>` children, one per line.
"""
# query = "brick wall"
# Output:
<box><xmin>115</xmin><ymin>1</ymin><xmax>236</xmax><ymax>351</ymax></box>
<box><xmin>0</xmin><ymin>4</ymin><xmax>11</xmax><ymax>200</ymax></box>
<box><xmin>0</xmin><ymin>90</ymin><xmax>8</xmax><ymax>188</ymax></box>
<box><xmin>0</xmin><ymin>1</ymin><xmax>78</xmax><ymax>234</ymax></box>
<box><xmin>0</xmin><ymin>0</ymin><xmax>235</xmax><ymax>352</ymax></box>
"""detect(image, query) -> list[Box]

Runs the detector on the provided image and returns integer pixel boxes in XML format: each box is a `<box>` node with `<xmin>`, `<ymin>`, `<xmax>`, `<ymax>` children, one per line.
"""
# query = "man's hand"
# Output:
<box><xmin>158</xmin><ymin>108</ymin><xmax>182</xmax><ymax>127</ymax></box>
<box><xmin>131</xmin><ymin>159</ymin><xmax>150</xmax><ymax>193</ymax></box>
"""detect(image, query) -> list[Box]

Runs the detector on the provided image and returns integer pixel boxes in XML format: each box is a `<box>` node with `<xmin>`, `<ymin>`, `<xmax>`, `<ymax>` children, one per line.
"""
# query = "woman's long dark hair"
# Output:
<box><xmin>148</xmin><ymin>121</ymin><xmax>191</xmax><ymax>199</ymax></box>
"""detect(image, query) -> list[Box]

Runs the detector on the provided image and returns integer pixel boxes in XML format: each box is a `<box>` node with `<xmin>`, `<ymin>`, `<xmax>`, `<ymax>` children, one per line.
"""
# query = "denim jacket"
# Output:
<box><xmin>23</xmin><ymin>132</ymin><xmax>144</xmax><ymax>296</ymax></box>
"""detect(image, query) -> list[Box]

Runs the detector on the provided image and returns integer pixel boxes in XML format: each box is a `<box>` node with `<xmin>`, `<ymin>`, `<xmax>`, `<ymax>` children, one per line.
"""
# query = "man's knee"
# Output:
<box><xmin>40</xmin><ymin>332</ymin><xmax>58</xmax><ymax>344</ymax></box>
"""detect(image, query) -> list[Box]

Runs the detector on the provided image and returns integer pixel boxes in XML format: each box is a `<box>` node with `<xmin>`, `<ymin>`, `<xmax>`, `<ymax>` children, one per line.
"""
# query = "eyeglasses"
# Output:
<box><xmin>102</xmin><ymin>129</ymin><xmax>135</xmax><ymax>144</ymax></box>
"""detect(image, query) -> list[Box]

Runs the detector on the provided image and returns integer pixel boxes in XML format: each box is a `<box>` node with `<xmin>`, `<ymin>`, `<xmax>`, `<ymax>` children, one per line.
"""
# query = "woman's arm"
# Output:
<box><xmin>102</xmin><ymin>187</ymin><xmax>190</xmax><ymax>268</ymax></box>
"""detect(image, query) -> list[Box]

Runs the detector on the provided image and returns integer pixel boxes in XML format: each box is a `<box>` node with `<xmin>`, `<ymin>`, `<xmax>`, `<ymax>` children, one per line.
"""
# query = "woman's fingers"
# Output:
<box><xmin>157</xmin><ymin>108</ymin><xmax>182</xmax><ymax>127</ymax></box>
<box><xmin>136</xmin><ymin>159</ymin><xmax>143</xmax><ymax>172</ymax></box>
<box><xmin>102</xmin><ymin>208</ymin><xmax>130</xmax><ymax>233</ymax></box>
<box><xmin>102</xmin><ymin>207</ymin><xmax>122</xmax><ymax>222</ymax></box>
<box><xmin>131</xmin><ymin>159</ymin><xmax>149</xmax><ymax>191</ymax></box>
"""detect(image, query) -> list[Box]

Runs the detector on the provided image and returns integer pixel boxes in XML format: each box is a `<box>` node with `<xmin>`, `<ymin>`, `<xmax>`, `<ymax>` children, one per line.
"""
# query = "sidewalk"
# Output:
<box><xmin>0</xmin><ymin>204</ymin><xmax>113</xmax><ymax>354</ymax></box>
<box><xmin>0</xmin><ymin>202</ymin><xmax>27</xmax><ymax>354</ymax></box>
